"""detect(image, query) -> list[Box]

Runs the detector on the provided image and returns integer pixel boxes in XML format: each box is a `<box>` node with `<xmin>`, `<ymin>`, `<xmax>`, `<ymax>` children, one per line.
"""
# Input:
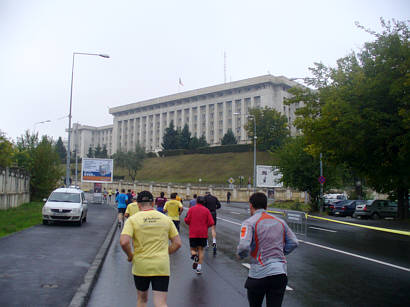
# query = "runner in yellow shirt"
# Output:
<box><xmin>164</xmin><ymin>193</ymin><xmax>183</xmax><ymax>231</ymax></box>
<box><xmin>124</xmin><ymin>196</ymin><xmax>140</xmax><ymax>218</ymax></box>
<box><xmin>120</xmin><ymin>191</ymin><xmax>182</xmax><ymax>307</ymax></box>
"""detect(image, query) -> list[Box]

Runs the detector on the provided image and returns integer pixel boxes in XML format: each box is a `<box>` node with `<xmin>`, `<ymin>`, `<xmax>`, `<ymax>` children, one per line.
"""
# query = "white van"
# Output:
<box><xmin>42</xmin><ymin>188</ymin><xmax>88</xmax><ymax>226</ymax></box>
<box><xmin>324</xmin><ymin>193</ymin><xmax>347</xmax><ymax>206</ymax></box>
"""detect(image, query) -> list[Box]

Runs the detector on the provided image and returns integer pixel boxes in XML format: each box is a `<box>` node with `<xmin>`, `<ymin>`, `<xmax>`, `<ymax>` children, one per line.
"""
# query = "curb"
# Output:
<box><xmin>68</xmin><ymin>212</ymin><xmax>118</xmax><ymax>307</ymax></box>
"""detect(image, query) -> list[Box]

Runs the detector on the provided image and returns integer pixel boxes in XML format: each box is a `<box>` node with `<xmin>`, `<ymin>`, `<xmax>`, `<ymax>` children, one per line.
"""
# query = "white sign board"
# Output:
<box><xmin>256</xmin><ymin>165</ymin><xmax>283</xmax><ymax>188</ymax></box>
<box><xmin>81</xmin><ymin>158</ymin><xmax>114</xmax><ymax>183</ymax></box>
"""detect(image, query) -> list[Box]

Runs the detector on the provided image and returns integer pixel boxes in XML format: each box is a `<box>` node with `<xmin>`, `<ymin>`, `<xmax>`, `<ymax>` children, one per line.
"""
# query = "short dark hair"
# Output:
<box><xmin>197</xmin><ymin>196</ymin><xmax>206</xmax><ymax>205</ymax></box>
<box><xmin>128</xmin><ymin>189</ymin><xmax>131</xmax><ymax>193</ymax></box>
<box><xmin>137</xmin><ymin>190</ymin><xmax>154</xmax><ymax>203</ymax></box>
<box><xmin>121</xmin><ymin>189</ymin><xmax>125</xmax><ymax>193</ymax></box>
<box><xmin>249</xmin><ymin>192</ymin><xmax>267</xmax><ymax>210</ymax></box>
<box><xmin>170</xmin><ymin>192</ymin><xmax>177</xmax><ymax>199</ymax></box>
<box><xmin>160</xmin><ymin>192</ymin><xmax>165</xmax><ymax>197</ymax></box>
<box><xmin>193</xmin><ymin>194</ymin><xmax>197</xmax><ymax>198</ymax></box>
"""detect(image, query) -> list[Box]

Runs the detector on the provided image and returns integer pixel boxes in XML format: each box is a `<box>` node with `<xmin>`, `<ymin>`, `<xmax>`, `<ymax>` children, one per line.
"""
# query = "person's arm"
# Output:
<box><xmin>284</xmin><ymin>222</ymin><xmax>299</xmax><ymax>255</ymax></box>
<box><xmin>184</xmin><ymin>208</ymin><xmax>191</xmax><ymax>225</ymax></box>
<box><xmin>169</xmin><ymin>235</ymin><xmax>182</xmax><ymax>254</ymax></box>
<box><xmin>120</xmin><ymin>234</ymin><xmax>133</xmax><ymax>262</ymax></box>
<box><xmin>237</xmin><ymin>221</ymin><xmax>253</xmax><ymax>260</ymax></box>
<box><xmin>163</xmin><ymin>203</ymin><xmax>168</xmax><ymax>213</ymax></box>
<box><xmin>178</xmin><ymin>203</ymin><xmax>183</xmax><ymax>216</ymax></box>
<box><xmin>216</xmin><ymin>197</ymin><xmax>221</xmax><ymax>209</ymax></box>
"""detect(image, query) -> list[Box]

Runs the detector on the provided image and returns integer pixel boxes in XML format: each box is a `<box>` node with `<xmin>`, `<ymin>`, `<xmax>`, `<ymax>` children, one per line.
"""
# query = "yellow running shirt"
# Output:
<box><xmin>164</xmin><ymin>199</ymin><xmax>183</xmax><ymax>221</ymax></box>
<box><xmin>122</xmin><ymin>209</ymin><xmax>178</xmax><ymax>276</ymax></box>
<box><xmin>125</xmin><ymin>202</ymin><xmax>140</xmax><ymax>217</ymax></box>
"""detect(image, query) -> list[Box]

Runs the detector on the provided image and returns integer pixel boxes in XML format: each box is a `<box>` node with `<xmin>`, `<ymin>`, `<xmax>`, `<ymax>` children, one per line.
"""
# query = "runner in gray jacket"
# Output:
<box><xmin>237</xmin><ymin>192</ymin><xmax>298</xmax><ymax>307</ymax></box>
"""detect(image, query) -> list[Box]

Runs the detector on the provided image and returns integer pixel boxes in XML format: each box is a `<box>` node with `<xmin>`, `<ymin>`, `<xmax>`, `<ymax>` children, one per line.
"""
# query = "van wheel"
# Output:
<box><xmin>371</xmin><ymin>212</ymin><xmax>380</xmax><ymax>220</ymax></box>
<box><xmin>77</xmin><ymin>217</ymin><xmax>83</xmax><ymax>226</ymax></box>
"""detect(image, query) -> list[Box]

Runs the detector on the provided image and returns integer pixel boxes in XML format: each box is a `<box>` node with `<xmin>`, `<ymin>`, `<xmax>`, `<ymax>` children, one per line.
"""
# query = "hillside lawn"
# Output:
<box><xmin>116</xmin><ymin>151</ymin><xmax>273</xmax><ymax>184</ymax></box>
<box><xmin>0</xmin><ymin>202</ymin><xmax>43</xmax><ymax>238</ymax></box>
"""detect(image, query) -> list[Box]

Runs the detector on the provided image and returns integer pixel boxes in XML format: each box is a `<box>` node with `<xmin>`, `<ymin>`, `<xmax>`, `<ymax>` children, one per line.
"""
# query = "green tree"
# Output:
<box><xmin>180</xmin><ymin>124</ymin><xmax>192</xmax><ymax>149</ymax></box>
<box><xmin>14</xmin><ymin>131</ymin><xmax>62</xmax><ymax>200</ymax></box>
<box><xmin>113</xmin><ymin>144</ymin><xmax>146</xmax><ymax>181</ymax></box>
<box><xmin>245</xmin><ymin>107</ymin><xmax>289</xmax><ymax>151</ymax></box>
<box><xmin>54</xmin><ymin>137</ymin><xmax>67</xmax><ymax>163</ymax></box>
<box><xmin>161</xmin><ymin>121</ymin><xmax>179</xmax><ymax>150</ymax></box>
<box><xmin>198</xmin><ymin>135</ymin><xmax>209</xmax><ymax>147</ymax></box>
<box><xmin>0</xmin><ymin>131</ymin><xmax>14</xmax><ymax>167</ymax></box>
<box><xmin>101</xmin><ymin>145</ymin><xmax>108</xmax><ymax>158</ymax></box>
<box><xmin>221</xmin><ymin>129</ymin><xmax>237</xmax><ymax>145</ymax></box>
<box><xmin>286</xmin><ymin>19</ymin><xmax>410</xmax><ymax>218</ymax></box>
<box><xmin>94</xmin><ymin>145</ymin><xmax>102</xmax><ymax>158</ymax></box>
<box><xmin>87</xmin><ymin>146</ymin><xmax>94</xmax><ymax>158</ymax></box>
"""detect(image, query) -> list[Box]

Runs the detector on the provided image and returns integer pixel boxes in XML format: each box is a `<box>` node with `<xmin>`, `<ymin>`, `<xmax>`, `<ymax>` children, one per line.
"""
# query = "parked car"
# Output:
<box><xmin>328</xmin><ymin>200</ymin><xmax>366</xmax><ymax>217</ymax></box>
<box><xmin>324</xmin><ymin>194</ymin><xmax>347</xmax><ymax>208</ymax></box>
<box><xmin>42</xmin><ymin>187</ymin><xmax>88</xmax><ymax>226</ymax></box>
<box><xmin>353</xmin><ymin>199</ymin><xmax>397</xmax><ymax>219</ymax></box>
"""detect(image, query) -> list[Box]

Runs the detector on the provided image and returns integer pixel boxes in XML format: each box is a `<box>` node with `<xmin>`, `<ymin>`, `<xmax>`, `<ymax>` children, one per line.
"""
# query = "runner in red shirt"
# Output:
<box><xmin>184</xmin><ymin>196</ymin><xmax>214</xmax><ymax>274</ymax></box>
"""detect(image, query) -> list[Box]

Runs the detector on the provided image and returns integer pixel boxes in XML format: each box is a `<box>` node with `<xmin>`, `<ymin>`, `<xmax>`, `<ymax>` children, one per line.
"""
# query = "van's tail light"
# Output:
<box><xmin>330</xmin><ymin>205</ymin><xmax>334</xmax><ymax>209</ymax></box>
<box><xmin>363</xmin><ymin>205</ymin><xmax>367</xmax><ymax>211</ymax></box>
<box><xmin>342</xmin><ymin>206</ymin><xmax>346</xmax><ymax>210</ymax></box>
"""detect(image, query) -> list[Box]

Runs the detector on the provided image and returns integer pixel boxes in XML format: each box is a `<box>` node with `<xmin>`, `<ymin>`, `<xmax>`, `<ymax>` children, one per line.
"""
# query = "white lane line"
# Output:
<box><xmin>218</xmin><ymin>217</ymin><xmax>242</xmax><ymax>225</ymax></box>
<box><xmin>241</xmin><ymin>264</ymin><xmax>293</xmax><ymax>290</ymax></box>
<box><xmin>299</xmin><ymin>240</ymin><xmax>410</xmax><ymax>272</ymax></box>
<box><xmin>309</xmin><ymin>226</ymin><xmax>337</xmax><ymax>233</ymax></box>
<box><xmin>230</xmin><ymin>211</ymin><xmax>242</xmax><ymax>215</ymax></box>
<box><xmin>219</xmin><ymin>216</ymin><xmax>410</xmax><ymax>273</ymax></box>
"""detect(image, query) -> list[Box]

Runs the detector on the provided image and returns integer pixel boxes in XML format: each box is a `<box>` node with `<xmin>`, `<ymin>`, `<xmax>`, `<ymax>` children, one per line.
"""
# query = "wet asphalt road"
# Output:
<box><xmin>88</xmin><ymin>202</ymin><xmax>410</xmax><ymax>307</ymax></box>
<box><xmin>0</xmin><ymin>203</ymin><xmax>116</xmax><ymax>307</ymax></box>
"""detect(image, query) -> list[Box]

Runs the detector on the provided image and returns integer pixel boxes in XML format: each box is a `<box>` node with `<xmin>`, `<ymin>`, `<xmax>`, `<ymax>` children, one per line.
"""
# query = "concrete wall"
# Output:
<box><xmin>79</xmin><ymin>181</ymin><xmax>307</xmax><ymax>203</ymax></box>
<box><xmin>0</xmin><ymin>168</ymin><xmax>30</xmax><ymax>210</ymax></box>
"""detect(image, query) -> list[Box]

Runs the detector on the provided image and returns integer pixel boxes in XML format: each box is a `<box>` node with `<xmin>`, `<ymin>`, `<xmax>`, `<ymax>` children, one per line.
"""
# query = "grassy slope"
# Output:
<box><xmin>0</xmin><ymin>202</ymin><xmax>43</xmax><ymax>238</ymax></box>
<box><xmin>117</xmin><ymin>151</ymin><xmax>274</xmax><ymax>184</ymax></box>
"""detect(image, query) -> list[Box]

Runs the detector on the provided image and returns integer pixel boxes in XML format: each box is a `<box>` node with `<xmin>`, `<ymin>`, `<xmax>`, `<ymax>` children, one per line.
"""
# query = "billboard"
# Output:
<box><xmin>81</xmin><ymin>158</ymin><xmax>114</xmax><ymax>183</ymax></box>
<box><xmin>256</xmin><ymin>165</ymin><xmax>283</xmax><ymax>188</ymax></box>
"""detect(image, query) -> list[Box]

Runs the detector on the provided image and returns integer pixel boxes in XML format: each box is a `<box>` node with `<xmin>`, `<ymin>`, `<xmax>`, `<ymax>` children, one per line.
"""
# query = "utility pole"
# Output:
<box><xmin>320</xmin><ymin>152</ymin><xmax>323</xmax><ymax>213</ymax></box>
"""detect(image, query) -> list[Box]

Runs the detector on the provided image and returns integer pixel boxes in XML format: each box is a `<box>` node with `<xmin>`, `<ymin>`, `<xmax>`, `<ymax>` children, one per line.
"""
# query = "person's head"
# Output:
<box><xmin>160</xmin><ymin>192</ymin><xmax>165</xmax><ymax>198</ymax></box>
<box><xmin>205</xmin><ymin>191</ymin><xmax>211</xmax><ymax>196</ymax></box>
<box><xmin>196</xmin><ymin>196</ymin><xmax>206</xmax><ymax>205</ymax></box>
<box><xmin>121</xmin><ymin>188</ymin><xmax>125</xmax><ymax>193</ymax></box>
<box><xmin>132</xmin><ymin>195</ymin><xmax>138</xmax><ymax>202</ymax></box>
<box><xmin>170</xmin><ymin>192</ymin><xmax>177</xmax><ymax>199</ymax></box>
<box><xmin>137</xmin><ymin>190</ymin><xmax>154</xmax><ymax>209</ymax></box>
<box><xmin>249</xmin><ymin>192</ymin><xmax>267</xmax><ymax>215</ymax></box>
<box><xmin>193</xmin><ymin>194</ymin><xmax>197</xmax><ymax>199</ymax></box>
<box><xmin>128</xmin><ymin>189</ymin><xmax>131</xmax><ymax>193</ymax></box>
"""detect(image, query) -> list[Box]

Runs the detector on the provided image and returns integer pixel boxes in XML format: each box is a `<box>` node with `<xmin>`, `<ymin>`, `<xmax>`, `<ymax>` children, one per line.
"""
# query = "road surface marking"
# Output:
<box><xmin>299</xmin><ymin>240</ymin><xmax>410</xmax><ymax>272</ymax></box>
<box><xmin>219</xmin><ymin>216</ymin><xmax>410</xmax><ymax>272</ymax></box>
<box><xmin>218</xmin><ymin>217</ymin><xmax>242</xmax><ymax>225</ymax></box>
<box><xmin>230</xmin><ymin>211</ymin><xmax>241</xmax><ymax>215</ymax></box>
<box><xmin>309</xmin><ymin>226</ymin><xmax>337</xmax><ymax>233</ymax></box>
<box><xmin>241</xmin><ymin>264</ymin><xmax>293</xmax><ymax>290</ymax></box>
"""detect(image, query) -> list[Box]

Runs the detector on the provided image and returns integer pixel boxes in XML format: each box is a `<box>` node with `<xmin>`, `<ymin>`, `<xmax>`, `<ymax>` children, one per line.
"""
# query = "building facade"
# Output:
<box><xmin>71</xmin><ymin>75</ymin><xmax>302</xmax><ymax>157</ymax></box>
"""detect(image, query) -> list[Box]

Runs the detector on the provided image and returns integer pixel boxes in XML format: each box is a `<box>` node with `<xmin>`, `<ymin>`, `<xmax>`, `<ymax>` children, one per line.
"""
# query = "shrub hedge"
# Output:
<box><xmin>159</xmin><ymin>144</ymin><xmax>252</xmax><ymax>157</ymax></box>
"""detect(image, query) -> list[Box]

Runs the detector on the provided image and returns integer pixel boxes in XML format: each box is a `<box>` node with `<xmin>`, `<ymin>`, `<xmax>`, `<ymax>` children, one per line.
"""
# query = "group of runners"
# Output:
<box><xmin>118</xmin><ymin>189</ymin><xmax>298</xmax><ymax>307</ymax></box>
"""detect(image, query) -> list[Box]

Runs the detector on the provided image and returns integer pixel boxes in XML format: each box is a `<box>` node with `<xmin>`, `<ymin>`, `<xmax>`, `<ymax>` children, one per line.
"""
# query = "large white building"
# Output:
<box><xmin>70</xmin><ymin>74</ymin><xmax>302</xmax><ymax>157</ymax></box>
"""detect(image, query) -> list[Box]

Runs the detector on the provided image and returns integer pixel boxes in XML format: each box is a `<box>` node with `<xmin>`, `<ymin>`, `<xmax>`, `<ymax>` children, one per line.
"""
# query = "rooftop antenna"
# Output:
<box><xmin>224</xmin><ymin>51</ymin><xmax>227</xmax><ymax>83</ymax></box>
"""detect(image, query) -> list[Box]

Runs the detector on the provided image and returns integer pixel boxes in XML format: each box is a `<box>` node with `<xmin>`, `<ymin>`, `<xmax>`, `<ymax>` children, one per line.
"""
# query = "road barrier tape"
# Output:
<box><xmin>267</xmin><ymin>210</ymin><xmax>410</xmax><ymax>236</ymax></box>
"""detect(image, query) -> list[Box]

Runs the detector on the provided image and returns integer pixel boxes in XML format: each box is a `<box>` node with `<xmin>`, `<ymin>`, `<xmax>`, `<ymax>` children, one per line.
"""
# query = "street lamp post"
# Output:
<box><xmin>65</xmin><ymin>52</ymin><xmax>110</xmax><ymax>187</ymax></box>
<box><xmin>234</xmin><ymin>112</ymin><xmax>257</xmax><ymax>191</ymax></box>
<box><xmin>33</xmin><ymin>120</ymin><xmax>51</xmax><ymax>133</ymax></box>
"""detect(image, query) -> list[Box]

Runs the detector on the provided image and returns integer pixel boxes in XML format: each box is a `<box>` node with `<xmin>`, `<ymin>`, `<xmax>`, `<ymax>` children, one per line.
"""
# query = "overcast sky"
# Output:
<box><xmin>1</xmin><ymin>0</ymin><xmax>408</xmax><ymax>141</ymax></box>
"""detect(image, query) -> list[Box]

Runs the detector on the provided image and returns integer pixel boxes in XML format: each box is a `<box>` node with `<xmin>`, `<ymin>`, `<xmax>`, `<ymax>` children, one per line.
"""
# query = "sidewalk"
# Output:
<box><xmin>88</xmin><ymin>225</ymin><xmax>249</xmax><ymax>307</ymax></box>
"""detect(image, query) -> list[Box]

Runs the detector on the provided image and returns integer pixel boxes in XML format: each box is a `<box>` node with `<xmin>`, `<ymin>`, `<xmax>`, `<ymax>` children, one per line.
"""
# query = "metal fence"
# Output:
<box><xmin>284</xmin><ymin>210</ymin><xmax>307</xmax><ymax>237</ymax></box>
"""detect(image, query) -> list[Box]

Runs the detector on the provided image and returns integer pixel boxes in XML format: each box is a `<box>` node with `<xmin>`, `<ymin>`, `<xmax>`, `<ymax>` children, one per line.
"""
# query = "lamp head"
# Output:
<box><xmin>99</xmin><ymin>54</ymin><xmax>110</xmax><ymax>58</ymax></box>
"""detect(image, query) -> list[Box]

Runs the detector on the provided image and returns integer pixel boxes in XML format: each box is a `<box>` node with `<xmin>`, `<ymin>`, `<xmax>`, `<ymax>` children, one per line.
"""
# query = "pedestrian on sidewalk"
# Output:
<box><xmin>184</xmin><ymin>196</ymin><xmax>214</xmax><ymax>274</ymax></box>
<box><xmin>164</xmin><ymin>193</ymin><xmax>183</xmax><ymax>231</ymax></box>
<box><xmin>237</xmin><ymin>192</ymin><xmax>299</xmax><ymax>307</ymax></box>
<box><xmin>120</xmin><ymin>190</ymin><xmax>182</xmax><ymax>307</ymax></box>
<box><xmin>204</xmin><ymin>191</ymin><xmax>221</xmax><ymax>254</ymax></box>
<box><xmin>227</xmin><ymin>191</ymin><xmax>231</xmax><ymax>204</ymax></box>
<box><xmin>155</xmin><ymin>192</ymin><xmax>167</xmax><ymax>213</ymax></box>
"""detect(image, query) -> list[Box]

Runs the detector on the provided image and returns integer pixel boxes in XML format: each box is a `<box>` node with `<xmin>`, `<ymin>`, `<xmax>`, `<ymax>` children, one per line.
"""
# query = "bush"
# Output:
<box><xmin>159</xmin><ymin>144</ymin><xmax>252</xmax><ymax>157</ymax></box>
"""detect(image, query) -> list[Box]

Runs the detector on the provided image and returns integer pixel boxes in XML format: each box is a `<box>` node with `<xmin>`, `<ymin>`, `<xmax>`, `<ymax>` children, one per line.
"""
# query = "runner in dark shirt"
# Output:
<box><xmin>155</xmin><ymin>192</ymin><xmax>167</xmax><ymax>213</ymax></box>
<box><xmin>204</xmin><ymin>192</ymin><xmax>221</xmax><ymax>254</ymax></box>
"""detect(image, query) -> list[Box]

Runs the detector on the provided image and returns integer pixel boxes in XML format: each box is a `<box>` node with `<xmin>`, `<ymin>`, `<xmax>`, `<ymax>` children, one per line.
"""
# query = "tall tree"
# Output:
<box><xmin>54</xmin><ymin>137</ymin><xmax>67</xmax><ymax>163</ymax></box>
<box><xmin>221</xmin><ymin>129</ymin><xmax>237</xmax><ymax>145</ymax></box>
<box><xmin>245</xmin><ymin>107</ymin><xmax>289</xmax><ymax>151</ymax></box>
<box><xmin>180</xmin><ymin>124</ymin><xmax>192</xmax><ymax>149</ymax></box>
<box><xmin>94</xmin><ymin>144</ymin><xmax>102</xmax><ymax>158</ymax></box>
<box><xmin>286</xmin><ymin>19</ymin><xmax>410</xmax><ymax>218</ymax></box>
<box><xmin>161</xmin><ymin>121</ymin><xmax>179</xmax><ymax>150</ymax></box>
<box><xmin>0</xmin><ymin>131</ymin><xmax>14</xmax><ymax>168</ymax></box>
<box><xmin>101</xmin><ymin>145</ymin><xmax>108</xmax><ymax>158</ymax></box>
<box><xmin>198</xmin><ymin>135</ymin><xmax>209</xmax><ymax>147</ymax></box>
<box><xmin>87</xmin><ymin>146</ymin><xmax>94</xmax><ymax>158</ymax></box>
<box><xmin>113</xmin><ymin>144</ymin><xmax>146</xmax><ymax>181</ymax></box>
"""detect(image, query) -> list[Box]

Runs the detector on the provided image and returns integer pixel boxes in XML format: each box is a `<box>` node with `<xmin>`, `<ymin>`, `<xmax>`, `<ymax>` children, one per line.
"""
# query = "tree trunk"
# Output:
<box><xmin>397</xmin><ymin>186</ymin><xmax>409</xmax><ymax>220</ymax></box>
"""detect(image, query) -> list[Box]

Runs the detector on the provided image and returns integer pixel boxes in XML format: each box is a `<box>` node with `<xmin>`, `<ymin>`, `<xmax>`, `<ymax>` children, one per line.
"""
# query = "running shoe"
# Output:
<box><xmin>212</xmin><ymin>242</ymin><xmax>217</xmax><ymax>255</ymax></box>
<box><xmin>196</xmin><ymin>268</ymin><xmax>202</xmax><ymax>274</ymax></box>
<box><xmin>192</xmin><ymin>254</ymin><xmax>199</xmax><ymax>270</ymax></box>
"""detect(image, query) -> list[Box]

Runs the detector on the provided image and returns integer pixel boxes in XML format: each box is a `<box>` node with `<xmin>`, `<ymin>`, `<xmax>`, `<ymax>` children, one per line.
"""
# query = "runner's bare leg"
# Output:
<box><xmin>137</xmin><ymin>290</ymin><xmax>148</xmax><ymax>307</ymax></box>
<box><xmin>152</xmin><ymin>290</ymin><xmax>167</xmax><ymax>307</ymax></box>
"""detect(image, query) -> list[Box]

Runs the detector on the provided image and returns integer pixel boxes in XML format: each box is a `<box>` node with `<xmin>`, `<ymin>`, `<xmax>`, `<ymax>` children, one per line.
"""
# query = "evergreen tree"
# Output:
<box><xmin>54</xmin><ymin>137</ymin><xmax>67</xmax><ymax>163</ymax></box>
<box><xmin>180</xmin><ymin>124</ymin><xmax>191</xmax><ymax>149</ymax></box>
<box><xmin>87</xmin><ymin>146</ymin><xmax>94</xmax><ymax>158</ymax></box>
<box><xmin>198</xmin><ymin>135</ymin><xmax>209</xmax><ymax>147</ymax></box>
<box><xmin>101</xmin><ymin>145</ymin><xmax>108</xmax><ymax>158</ymax></box>
<box><xmin>161</xmin><ymin>121</ymin><xmax>178</xmax><ymax>150</ymax></box>
<box><xmin>221</xmin><ymin>129</ymin><xmax>237</xmax><ymax>145</ymax></box>
<box><xmin>94</xmin><ymin>145</ymin><xmax>102</xmax><ymax>158</ymax></box>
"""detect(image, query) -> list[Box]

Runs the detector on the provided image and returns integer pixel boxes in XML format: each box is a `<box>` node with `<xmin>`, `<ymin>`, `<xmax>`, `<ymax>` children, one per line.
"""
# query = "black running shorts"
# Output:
<box><xmin>133</xmin><ymin>275</ymin><xmax>169</xmax><ymax>292</ymax></box>
<box><xmin>118</xmin><ymin>208</ymin><xmax>126</xmax><ymax>214</ymax></box>
<box><xmin>189</xmin><ymin>238</ymin><xmax>208</xmax><ymax>248</ymax></box>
